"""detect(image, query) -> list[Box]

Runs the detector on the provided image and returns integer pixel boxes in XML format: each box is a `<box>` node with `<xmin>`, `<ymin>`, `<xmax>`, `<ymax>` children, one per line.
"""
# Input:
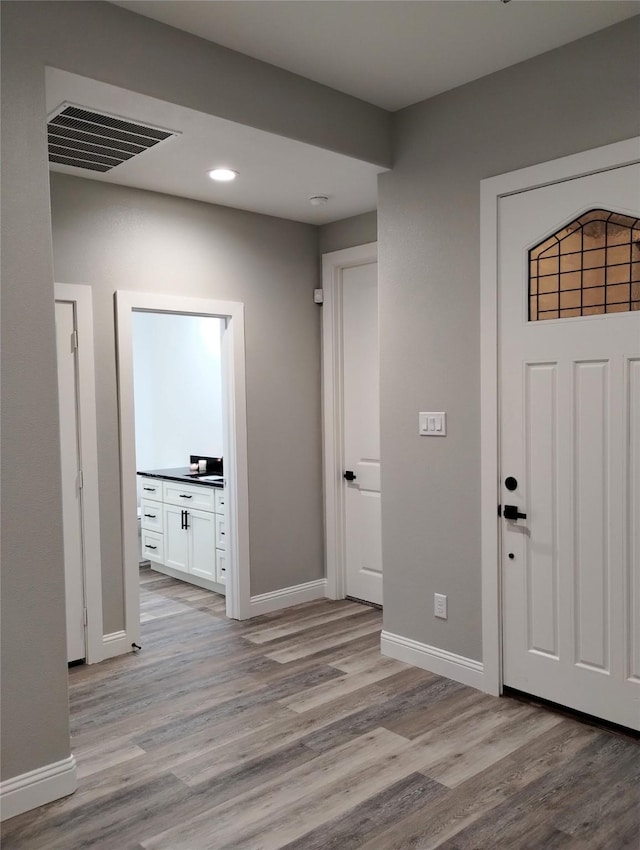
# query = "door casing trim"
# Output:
<box><xmin>115</xmin><ymin>291</ymin><xmax>251</xmax><ymax>652</ymax></box>
<box><xmin>55</xmin><ymin>283</ymin><xmax>104</xmax><ymax>663</ymax></box>
<box><xmin>321</xmin><ymin>242</ymin><xmax>378</xmax><ymax>600</ymax></box>
<box><xmin>479</xmin><ymin>136</ymin><xmax>640</xmax><ymax>696</ymax></box>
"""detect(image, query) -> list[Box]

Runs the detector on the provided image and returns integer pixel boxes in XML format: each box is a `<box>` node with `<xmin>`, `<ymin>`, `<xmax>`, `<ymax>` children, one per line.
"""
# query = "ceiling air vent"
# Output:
<box><xmin>47</xmin><ymin>104</ymin><xmax>178</xmax><ymax>173</ymax></box>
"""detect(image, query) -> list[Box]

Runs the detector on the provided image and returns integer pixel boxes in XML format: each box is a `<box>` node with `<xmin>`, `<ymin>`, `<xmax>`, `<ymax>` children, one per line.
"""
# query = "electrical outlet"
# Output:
<box><xmin>434</xmin><ymin>593</ymin><xmax>448</xmax><ymax>619</ymax></box>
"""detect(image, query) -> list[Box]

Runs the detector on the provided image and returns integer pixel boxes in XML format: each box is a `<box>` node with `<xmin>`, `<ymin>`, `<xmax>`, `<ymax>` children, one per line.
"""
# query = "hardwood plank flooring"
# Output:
<box><xmin>2</xmin><ymin>565</ymin><xmax>638</xmax><ymax>850</ymax></box>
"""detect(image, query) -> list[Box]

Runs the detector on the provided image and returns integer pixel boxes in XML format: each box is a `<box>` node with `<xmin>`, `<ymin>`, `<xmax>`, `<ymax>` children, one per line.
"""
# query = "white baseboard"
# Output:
<box><xmin>0</xmin><ymin>755</ymin><xmax>77</xmax><ymax>821</ymax></box>
<box><xmin>101</xmin><ymin>630</ymin><xmax>129</xmax><ymax>660</ymax></box>
<box><xmin>381</xmin><ymin>630</ymin><xmax>484</xmax><ymax>690</ymax></box>
<box><xmin>250</xmin><ymin>579</ymin><xmax>328</xmax><ymax>616</ymax></box>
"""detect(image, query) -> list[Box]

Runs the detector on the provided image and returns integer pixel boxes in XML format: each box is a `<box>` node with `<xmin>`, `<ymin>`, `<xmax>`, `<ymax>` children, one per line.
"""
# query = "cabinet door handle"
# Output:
<box><xmin>146</xmin><ymin>544</ymin><xmax>157</xmax><ymax>550</ymax></box>
<box><xmin>144</xmin><ymin>513</ymin><xmax>156</xmax><ymax>518</ymax></box>
<box><xmin>179</xmin><ymin>494</ymin><xmax>193</xmax><ymax>499</ymax></box>
<box><xmin>143</xmin><ymin>487</ymin><xmax>155</xmax><ymax>491</ymax></box>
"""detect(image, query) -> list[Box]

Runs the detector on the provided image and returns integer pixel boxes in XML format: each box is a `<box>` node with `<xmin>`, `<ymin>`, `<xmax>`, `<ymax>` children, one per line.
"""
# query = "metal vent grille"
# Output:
<box><xmin>47</xmin><ymin>105</ymin><xmax>177</xmax><ymax>173</ymax></box>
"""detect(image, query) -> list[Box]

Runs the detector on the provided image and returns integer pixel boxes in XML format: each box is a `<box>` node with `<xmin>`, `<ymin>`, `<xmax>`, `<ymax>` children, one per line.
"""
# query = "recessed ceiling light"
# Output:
<box><xmin>208</xmin><ymin>168</ymin><xmax>238</xmax><ymax>182</ymax></box>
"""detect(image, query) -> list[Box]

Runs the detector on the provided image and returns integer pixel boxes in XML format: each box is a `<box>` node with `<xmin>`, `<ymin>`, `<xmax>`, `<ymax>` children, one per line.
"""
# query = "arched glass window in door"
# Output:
<box><xmin>529</xmin><ymin>209</ymin><xmax>640</xmax><ymax>321</ymax></box>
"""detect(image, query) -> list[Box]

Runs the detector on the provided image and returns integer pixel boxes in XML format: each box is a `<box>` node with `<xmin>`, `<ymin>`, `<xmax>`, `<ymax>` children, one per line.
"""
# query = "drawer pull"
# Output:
<box><xmin>146</xmin><ymin>544</ymin><xmax>157</xmax><ymax>550</ymax></box>
<box><xmin>143</xmin><ymin>487</ymin><xmax>156</xmax><ymax>491</ymax></box>
<box><xmin>179</xmin><ymin>494</ymin><xmax>193</xmax><ymax>499</ymax></box>
<box><xmin>144</xmin><ymin>513</ymin><xmax>156</xmax><ymax>518</ymax></box>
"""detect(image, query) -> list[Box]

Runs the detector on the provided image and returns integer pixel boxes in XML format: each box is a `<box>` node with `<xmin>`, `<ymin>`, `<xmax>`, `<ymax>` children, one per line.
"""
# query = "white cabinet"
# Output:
<box><xmin>216</xmin><ymin>548</ymin><xmax>227</xmax><ymax>585</ymax></box>
<box><xmin>163</xmin><ymin>503</ymin><xmax>190</xmax><ymax>572</ymax></box>
<box><xmin>141</xmin><ymin>498</ymin><xmax>163</xmax><ymax>533</ymax></box>
<box><xmin>215</xmin><ymin>512</ymin><xmax>226</xmax><ymax>550</ymax></box>
<box><xmin>141</xmin><ymin>528</ymin><xmax>164</xmax><ymax>564</ymax></box>
<box><xmin>140</xmin><ymin>478</ymin><xmax>162</xmax><ymax>500</ymax></box>
<box><xmin>138</xmin><ymin>475</ymin><xmax>225</xmax><ymax>593</ymax></box>
<box><xmin>189</xmin><ymin>508</ymin><xmax>217</xmax><ymax>582</ymax></box>
<box><xmin>164</xmin><ymin>480</ymin><xmax>216</xmax><ymax>513</ymax></box>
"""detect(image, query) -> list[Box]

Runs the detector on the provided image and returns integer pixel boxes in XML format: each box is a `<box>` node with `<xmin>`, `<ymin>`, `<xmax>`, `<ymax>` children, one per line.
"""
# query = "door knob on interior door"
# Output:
<box><xmin>344</xmin><ymin>470</ymin><xmax>356</xmax><ymax>481</ymax></box>
<box><xmin>502</xmin><ymin>504</ymin><xmax>527</xmax><ymax>521</ymax></box>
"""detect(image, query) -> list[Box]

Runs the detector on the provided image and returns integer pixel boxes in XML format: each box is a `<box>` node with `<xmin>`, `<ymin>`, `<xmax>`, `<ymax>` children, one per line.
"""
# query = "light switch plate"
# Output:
<box><xmin>419</xmin><ymin>412</ymin><xmax>446</xmax><ymax>436</ymax></box>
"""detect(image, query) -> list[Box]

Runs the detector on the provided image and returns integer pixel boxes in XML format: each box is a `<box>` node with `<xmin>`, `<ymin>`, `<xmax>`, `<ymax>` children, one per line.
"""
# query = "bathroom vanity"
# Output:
<box><xmin>138</xmin><ymin>469</ymin><xmax>226</xmax><ymax>594</ymax></box>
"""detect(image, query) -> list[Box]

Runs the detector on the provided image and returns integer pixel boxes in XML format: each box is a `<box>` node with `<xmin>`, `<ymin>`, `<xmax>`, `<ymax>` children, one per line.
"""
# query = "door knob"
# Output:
<box><xmin>344</xmin><ymin>470</ymin><xmax>356</xmax><ymax>481</ymax></box>
<box><xmin>502</xmin><ymin>504</ymin><xmax>527</xmax><ymax>521</ymax></box>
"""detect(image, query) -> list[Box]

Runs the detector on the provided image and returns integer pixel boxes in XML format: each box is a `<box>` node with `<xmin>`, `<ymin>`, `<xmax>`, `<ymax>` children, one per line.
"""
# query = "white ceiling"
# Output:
<box><xmin>46</xmin><ymin>69</ymin><xmax>383</xmax><ymax>225</ymax></box>
<box><xmin>111</xmin><ymin>0</ymin><xmax>640</xmax><ymax>111</ymax></box>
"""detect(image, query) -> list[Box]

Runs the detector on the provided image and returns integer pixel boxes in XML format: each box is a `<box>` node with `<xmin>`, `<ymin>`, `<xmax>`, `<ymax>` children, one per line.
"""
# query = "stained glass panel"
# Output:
<box><xmin>529</xmin><ymin>209</ymin><xmax>640</xmax><ymax>321</ymax></box>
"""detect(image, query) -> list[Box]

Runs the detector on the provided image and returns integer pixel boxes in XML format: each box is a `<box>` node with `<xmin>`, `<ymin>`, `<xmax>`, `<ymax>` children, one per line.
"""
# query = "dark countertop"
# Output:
<box><xmin>137</xmin><ymin>467</ymin><xmax>224</xmax><ymax>488</ymax></box>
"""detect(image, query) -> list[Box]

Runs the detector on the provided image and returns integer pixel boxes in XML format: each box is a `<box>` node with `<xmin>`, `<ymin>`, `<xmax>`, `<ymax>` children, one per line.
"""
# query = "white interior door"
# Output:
<box><xmin>499</xmin><ymin>163</ymin><xmax>640</xmax><ymax>729</ymax></box>
<box><xmin>342</xmin><ymin>261</ymin><xmax>382</xmax><ymax>605</ymax></box>
<box><xmin>55</xmin><ymin>300</ymin><xmax>86</xmax><ymax>663</ymax></box>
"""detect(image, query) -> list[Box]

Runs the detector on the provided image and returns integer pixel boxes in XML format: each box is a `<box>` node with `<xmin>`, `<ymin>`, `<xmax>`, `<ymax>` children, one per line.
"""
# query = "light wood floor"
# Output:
<box><xmin>3</xmin><ymin>566</ymin><xmax>639</xmax><ymax>849</ymax></box>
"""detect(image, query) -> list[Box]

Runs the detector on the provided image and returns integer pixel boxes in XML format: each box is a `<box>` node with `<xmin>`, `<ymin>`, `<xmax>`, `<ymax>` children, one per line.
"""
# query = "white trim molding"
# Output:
<box><xmin>250</xmin><ymin>579</ymin><xmax>328</xmax><ymax>617</ymax></box>
<box><xmin>479</xmin><ymin>136</ymin><xmax>640</xmax><ymax>697</ymax></box>
<box><xmin>55</xmin><ymin>283</ymin><xmax>104</xmax><ymax>663</ymax></box>
<box><xmin>381</xmin><ymin>631</ymin><xmax>484</xmax><ymax>690</ymax></box>
<box><xmin>321</xmin><ymin>242</ymin><xmax>378</xmax><ymax>600</ymax></box>
<box><xmin>101</xmin><ymin>630</ymin><xmax>129</xmax><ymax>660</ymax></box>
<box><xmin>0</xmin><ymin>755</ymin><xmax>77</xmax><ymax>821</ymax></box>
<box><xmin>115</xmin><ymin>291</ymin><xmax>252</xmax><ymax>651</ymax></box>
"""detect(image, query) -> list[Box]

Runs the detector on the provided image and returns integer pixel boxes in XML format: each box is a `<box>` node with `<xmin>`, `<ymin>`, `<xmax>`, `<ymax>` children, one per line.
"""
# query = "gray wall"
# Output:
<box><xmin>379</xmin><ymin>18</ymin><xmax>640</xmax><ymax>660</ymax></box>
<box><xmin>50</xmin><ymin>173</ymin><xmax>323</xmax><ymax>629</ymax></box>
<box><xmin>0</xmin><ymin>0</ymin><xmax>386</xmax><ymax>785</ymax></box>
<box><xmin>0</xmin><ymin>9</ymin><xmax>73</xmax><ymax>782</ymax></box>
<box><xmin>319</xmin><ymin>211</ymin><xmax>377</xmax><ymax>255</ymax></box>
<box><xmin>9</xmin><ymin>1</ymin><xmax>391</xmax><ymax>167</ymax></box>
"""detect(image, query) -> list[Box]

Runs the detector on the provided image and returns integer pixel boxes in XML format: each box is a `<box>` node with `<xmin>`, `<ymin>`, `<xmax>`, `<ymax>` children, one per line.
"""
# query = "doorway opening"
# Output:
<box><xmin>115</xmin><ymin>291</ymin><xmax>251</xmax><ymax>651</ymax></box>
<box><xmin>132</xmin><ymin>312</ymin><xmax>228</xmax><ymax>594</ymax></box>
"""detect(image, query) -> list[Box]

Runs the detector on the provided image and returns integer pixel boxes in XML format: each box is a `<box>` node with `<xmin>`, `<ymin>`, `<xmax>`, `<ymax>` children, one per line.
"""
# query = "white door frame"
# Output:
<box><xmin>115</xmin><ymin>291</ymin><xmax>251</xmax><ymax>651</ymax></box>
<box><xmin>54</xmin><ymin>283</ymin><xmax>103</xmax><ymax>663</ymax></box>
<box><xmin>479</xmin><ymin>136</ymin><xmax>640</xmax><ymax>696</ymax></box>
<box><xmin>322</xmin><ymin>242</ymin><xmax>378</xmax><ymax>600</ymax></box>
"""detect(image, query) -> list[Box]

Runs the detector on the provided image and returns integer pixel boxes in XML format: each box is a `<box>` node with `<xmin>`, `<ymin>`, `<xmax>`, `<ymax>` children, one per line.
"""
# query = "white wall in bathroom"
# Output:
<box><xmin>132</xmin><ymin>312</ymin><xmax>224</xmax><ymax>471</ymax></box>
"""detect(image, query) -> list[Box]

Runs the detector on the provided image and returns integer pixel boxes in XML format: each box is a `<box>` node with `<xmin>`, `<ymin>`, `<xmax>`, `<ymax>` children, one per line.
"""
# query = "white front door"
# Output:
<box><xmin>55</xmin><ymin>300</ymin><xmax>86</xmax><ymax>663</ymax></box>
<box><xmin>499</xmin><ymin>163</ymin><xmax>640</xmax><ymax>729</ymax></box>
<box><xmin>342</xmin><ymin>261</ymin><xmax>382</xmax><ymax>605</ymax></box>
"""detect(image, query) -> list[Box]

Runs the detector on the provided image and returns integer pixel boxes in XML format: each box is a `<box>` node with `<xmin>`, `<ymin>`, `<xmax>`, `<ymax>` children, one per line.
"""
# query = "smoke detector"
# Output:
<box><xmin>309</xmin><ymin>195</ymin><xmax>329</xmax><ymax>207</ymax></box>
